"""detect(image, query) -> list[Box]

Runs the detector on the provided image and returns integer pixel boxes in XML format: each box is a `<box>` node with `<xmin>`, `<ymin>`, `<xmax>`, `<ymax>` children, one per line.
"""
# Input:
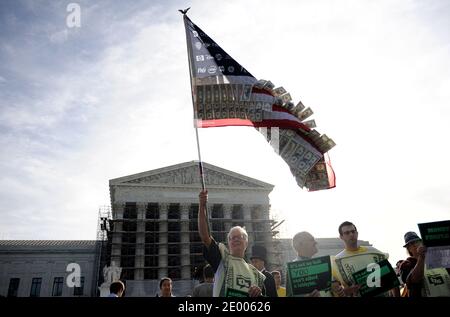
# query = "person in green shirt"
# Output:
<box><xmin>198</xmin><ymin>190</ymin><xmax>266</xmax><ymax>297</ymax></box>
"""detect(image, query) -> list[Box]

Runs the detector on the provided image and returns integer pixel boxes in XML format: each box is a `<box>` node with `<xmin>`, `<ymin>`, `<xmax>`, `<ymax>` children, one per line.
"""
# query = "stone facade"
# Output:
<box><xmin>0</xmin><ymin>240</ymin><xmax>99</xmax><ymax>297</ymax></box>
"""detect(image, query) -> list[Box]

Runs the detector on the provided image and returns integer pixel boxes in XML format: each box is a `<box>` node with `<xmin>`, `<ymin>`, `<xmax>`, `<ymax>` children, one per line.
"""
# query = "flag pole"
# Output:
<box><xmin>180</xmin><ymin>9</ymin><xmax>206</xmax><ymax>191</ymax></box>
<box><xmin>181</xmin><ymin>9</ymin><xmax>212</xmax><ymax>236</ymax></box>
<box><xmin>194</xmin><ymin>125</ymin><xmax>206</xmax><ymax>191</ymax></box>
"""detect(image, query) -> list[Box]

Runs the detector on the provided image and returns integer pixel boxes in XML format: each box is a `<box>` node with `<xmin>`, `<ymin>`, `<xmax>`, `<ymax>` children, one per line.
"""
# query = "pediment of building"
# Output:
<box><xmin>109</xmin><ymin>161</ymin><xmax>273</xmax><ymax>190</ymax></box>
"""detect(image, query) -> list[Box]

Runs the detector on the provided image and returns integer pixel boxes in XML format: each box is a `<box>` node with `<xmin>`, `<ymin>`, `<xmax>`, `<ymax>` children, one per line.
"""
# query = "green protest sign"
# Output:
<box><xmin>352</xmin><ymin>259</ymin><xmax>399</xmax><ymax>297</ymax></box>
<box><xmin>418</xmin><ymin>220</ymin><xmax>450</xmax><ymax>247</ymax></box>
<box><xmin>287</xmin><ymin>256</ymin><xmax>331</xmax><ymax>296</ymax></box>
<box><xmin>225</xmin><ymin>288</ymin><xmax>248</xmax><ymax>297</ymax></box>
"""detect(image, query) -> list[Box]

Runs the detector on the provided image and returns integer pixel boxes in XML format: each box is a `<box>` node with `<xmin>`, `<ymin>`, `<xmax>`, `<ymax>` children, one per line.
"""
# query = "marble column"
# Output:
<box><xmin>223</xmin><ymin>204</ymin><xmax>233</xmax><ymax>235</ymax></box>
<box><xmin>134</xmin><ymin>203</ymin><xmax>146</xmax><ymax>280</ymax></box>
<box><xmin>243</xmin><ymin>205</ymin><xmax>254</xmax><ymax>248</ymax></box>
<box><xmin>158</xmin><ymin>203</ymin><xmax>168</xmax><ymax>278</ymax></box>
<box><xmin>180</xmin><ymin>204</ymin><xmax>191</xmax><ymax>279</ymax></box>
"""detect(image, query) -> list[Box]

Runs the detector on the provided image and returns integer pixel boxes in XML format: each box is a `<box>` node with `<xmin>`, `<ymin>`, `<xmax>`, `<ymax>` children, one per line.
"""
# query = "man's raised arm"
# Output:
<box><xmin>198</xmin><ymin>190</ymin><xmax>212</xmax><ymax>247</ymax></box>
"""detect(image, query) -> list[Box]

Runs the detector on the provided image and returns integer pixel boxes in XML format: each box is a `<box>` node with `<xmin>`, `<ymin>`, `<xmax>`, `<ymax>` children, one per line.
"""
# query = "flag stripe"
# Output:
<box><xmin>251</xmin><ymin>87</ymin><xmax>274</xmax><ymax>97</ymax></box>
<box><xmin>196</xmin><ymin>118</ymin><xmax>310</xmax><ymax>132</ymax></box>
<box><xmin>263</xmin><ymin>110</ymin><xmax>311</xmax><ymax>132</ymax></box>
<box><xmin>196</xmin><ymin>118</ymin><xmax>254</xmax><ymax>128</ymax></box>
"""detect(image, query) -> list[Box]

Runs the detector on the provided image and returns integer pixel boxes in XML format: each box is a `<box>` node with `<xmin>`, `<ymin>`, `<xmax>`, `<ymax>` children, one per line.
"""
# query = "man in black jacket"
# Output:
<box><xmin>250</xmin><ymin>245</ymin><xmax>278</xmax><ymax>297</ymax></box>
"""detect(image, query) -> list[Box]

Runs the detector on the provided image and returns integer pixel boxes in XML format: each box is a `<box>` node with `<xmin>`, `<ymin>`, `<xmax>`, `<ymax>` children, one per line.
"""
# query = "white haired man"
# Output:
<box><xmin>198</xmin><ymin>190</ymin><xmax>265</xmax><ymax>297</ymax></box>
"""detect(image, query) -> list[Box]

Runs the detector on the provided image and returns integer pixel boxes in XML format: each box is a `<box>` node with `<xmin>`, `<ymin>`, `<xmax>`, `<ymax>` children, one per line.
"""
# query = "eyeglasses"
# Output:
<box><xmin>342</xmin><ymin>229</ymin><xmax>357</xmax><ymax>235</ymax></box>
<box><xmin>228</xmin><ymin>234</ymin><xmax>246</xmax><ymax>241</ymax></box>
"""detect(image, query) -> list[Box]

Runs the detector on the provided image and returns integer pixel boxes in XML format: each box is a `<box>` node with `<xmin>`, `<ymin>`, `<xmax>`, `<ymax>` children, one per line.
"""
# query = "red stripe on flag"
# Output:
<box><xmin>253</xmin><ymin>120</ymin><xmax>310</xmax><ymax>132</ymax></box>
<box><xmin>251</xmin><ymin>87</ymin><xmax>274</xmax><ymax>97</ymax></box>
<box><xmin>196</xmin><ymin>118</ymin><xmax>310</xmax><ymax>132</ymax></box>
<box><xmin>196</xmin><ymin>118</ymin><xmax>255</xmax><ymax>128</ymax></box>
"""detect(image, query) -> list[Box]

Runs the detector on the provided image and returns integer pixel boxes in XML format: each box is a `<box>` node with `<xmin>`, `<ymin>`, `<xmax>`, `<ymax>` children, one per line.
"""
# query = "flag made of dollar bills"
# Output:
<box><xmin>183</xmin><ymin>12</ymin><xmax>336</xmax><ymax>191</ymax></box>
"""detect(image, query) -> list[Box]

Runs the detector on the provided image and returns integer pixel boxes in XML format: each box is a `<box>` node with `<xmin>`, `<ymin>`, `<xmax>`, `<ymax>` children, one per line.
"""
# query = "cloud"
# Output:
<box><xmin>49</xmin><ymin>29</ymin><xmax>68</xmax><ymax>44</ymax></box>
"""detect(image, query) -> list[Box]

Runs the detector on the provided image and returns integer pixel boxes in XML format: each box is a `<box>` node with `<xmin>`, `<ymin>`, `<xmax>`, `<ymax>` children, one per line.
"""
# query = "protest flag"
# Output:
<box><xmin>182</xmin><ymin>11</ymin><xmax>336</xmax><ymax>191</ymax></box>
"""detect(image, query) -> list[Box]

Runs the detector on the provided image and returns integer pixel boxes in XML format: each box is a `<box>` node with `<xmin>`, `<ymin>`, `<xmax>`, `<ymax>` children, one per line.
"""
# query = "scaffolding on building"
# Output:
<box><xmin>95</xmin><ymin>205</ymin><xmax>113</xmax><ymax>292</ymax></box>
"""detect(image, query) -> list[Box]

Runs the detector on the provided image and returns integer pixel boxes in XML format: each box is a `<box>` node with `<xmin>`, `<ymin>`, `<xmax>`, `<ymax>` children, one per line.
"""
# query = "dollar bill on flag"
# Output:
<box><xmin>273</xmin><ymin>86</ymin><xmax>287</xmax><ymax>96</ymax></box>
<box><xmin>281</xmin><ymin>93</ymin><xmax>292</xmax><ymax>104</ymax></box>
<box><xmin>303</xmin><ymin>119</ymin><xmax>316</xmax><ymax>128</ymax></box>
<box><xmin>297</xmin><ymin>107</ymin><xmax>314</xmax><ymax>121</ymax></box>
<box><xmin>263</xmin><ymin>80</ymin><xmax>275</xmax><ymax>90</ymax></box>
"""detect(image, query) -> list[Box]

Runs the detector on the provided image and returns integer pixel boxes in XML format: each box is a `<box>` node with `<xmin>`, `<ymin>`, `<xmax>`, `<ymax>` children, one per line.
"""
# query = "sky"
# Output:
<box><xmin>0</xmin><ymin>0</ymin><xmax>449</xmax><ymax>266</ymax></box>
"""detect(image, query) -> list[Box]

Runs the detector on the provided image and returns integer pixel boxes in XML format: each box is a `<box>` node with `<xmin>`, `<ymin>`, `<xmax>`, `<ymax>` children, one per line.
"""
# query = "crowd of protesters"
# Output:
<box><xmin>193</xmin><ymin>189</ymin><xmax>449</xmax><ymax>297</ymax></box>
<box><xmin>107</xmin><ymin>190</ymin><xmax>449</xmax><ymax>298</ymax></box>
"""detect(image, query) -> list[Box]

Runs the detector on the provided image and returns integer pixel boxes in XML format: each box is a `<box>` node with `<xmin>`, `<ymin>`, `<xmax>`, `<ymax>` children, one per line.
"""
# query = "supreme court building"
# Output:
<box><xmin>105</xmin><ymin>161</ymin><xmax>279</xmax><ymax>296</ymax></box>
